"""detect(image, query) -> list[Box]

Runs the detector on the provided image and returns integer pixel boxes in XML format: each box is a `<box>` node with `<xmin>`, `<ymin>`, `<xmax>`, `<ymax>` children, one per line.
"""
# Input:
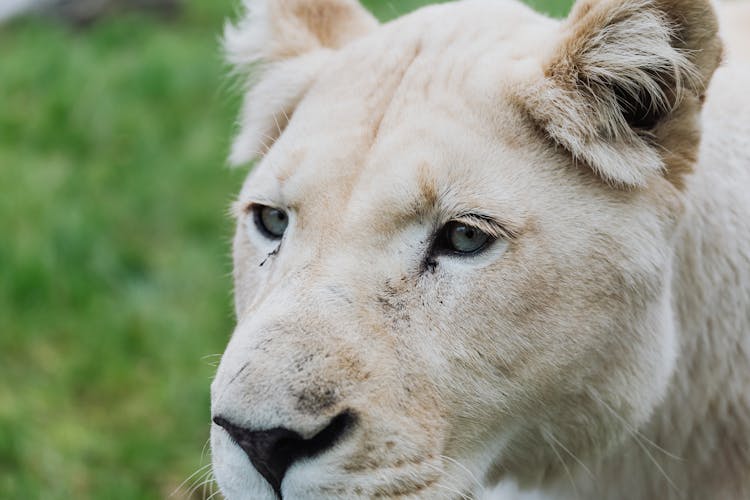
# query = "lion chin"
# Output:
<box><xmin>208</xmin><ymin>0</ymin><xmax>750</xmax><ymax>498</ymax></box>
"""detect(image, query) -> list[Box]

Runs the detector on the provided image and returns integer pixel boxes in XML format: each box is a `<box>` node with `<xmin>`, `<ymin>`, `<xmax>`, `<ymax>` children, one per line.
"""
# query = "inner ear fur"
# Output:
<box><xmin>225</xmin><ymin>0</ymin><xmax>378</xmax><ymax>165</ymax></box>
<box><xmin>522</xmin><ymin>0</ymin><xmax>722</xmax><ymax>188</ymax></box>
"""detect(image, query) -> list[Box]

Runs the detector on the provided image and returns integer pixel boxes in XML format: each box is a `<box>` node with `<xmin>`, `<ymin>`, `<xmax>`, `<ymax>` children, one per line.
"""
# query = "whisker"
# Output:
<box><xmin>544</xmin><ymin>429</ymin><xmax>580</xmax><ymax>498</ymax></box>
<box><xmin>420</xmin><ymin>460</ymin><xmax>475</xmax><ymax>500</ymax></box>
<box><xmin>433</xmin><ymin>482</ymin><xmax>474</xmax><ymax>500</ymax></box>
<box><xmin>200</xmin><ymin>438</ymin><xmax>211</xmax><ymax>464</ymax></box>
<box><xmin>271</xmin><ymin>112</ymin><xmax>283</xmax><ymax>138</ymax></box>
<box><xmin>420</xmin><ymin>460</ymin><xmax>462</xmax><ymax>486</ymax></box>
<box><xmin>208</xmin><ymin>475</ymin><xmax>218</xmax><ymax>500</ymax></box>
<box><xmin>202</xmin><ymin>467</ymin><xmax>218</xmax><ymax>500</ymax></box>
<box><xmin>596</xmin><ymin>397</ymin><xmax>683</xmax><ymax>461</ymax></box>
<box><xmin>257</xmin><ymin>132</ymin><xmax>276</xmax><ymax>154</ymax></box>
<box><xmin>439</xmin><ymin>454</ymin><xmax>485</xmax><ymax>494</ymax></box>
<box><xmin>632</xmin><ymin>431</ymin><xmax>682</xmax><ymax>495</ymax></box>
<box><xmin>206</xmin><ymin>487</ymin><xmax>222</xmax><ymax>500</ymax></box>
<box><xmin>201</xmin><ymin>354</ymin><xmax>223</xmax><ymax>367</ymax></box>
<box><xmin>188</xmin><ymin>470</ymin><xmax>215</xmax><ymax>498</ymax></box>
<box><xmin>171</xmin><ymin>463</ymin><xmax>212</xmax><ymax>498</ymax></box>
<box><xmin>544</xmin><ymin>431</ymin><xmax>595</xmax><ymax>478</ymax></box>
<box><xmin>593</xmin><ymin>396</ymin><xmax>682</xmax><ymax>495</ymax></box>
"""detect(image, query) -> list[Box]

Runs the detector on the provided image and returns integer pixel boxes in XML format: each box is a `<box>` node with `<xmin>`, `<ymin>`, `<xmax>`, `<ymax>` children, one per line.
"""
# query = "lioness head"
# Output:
<box><xmin>210</xmin><ymin>0</ymin><xmax>721</xmax><ymax>497</ymax></box>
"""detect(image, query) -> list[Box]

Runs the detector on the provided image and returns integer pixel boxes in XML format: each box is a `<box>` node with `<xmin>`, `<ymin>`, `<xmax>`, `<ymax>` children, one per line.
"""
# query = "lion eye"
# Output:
<box><xmin>437</xmin><ymin>221</ymin><xmax>492</xmax><ymax>254</ymax></box>
<box><xmin>252</xmin><ymin>205</ymin><xmax>288</xmax><ymax>239</ymax></box>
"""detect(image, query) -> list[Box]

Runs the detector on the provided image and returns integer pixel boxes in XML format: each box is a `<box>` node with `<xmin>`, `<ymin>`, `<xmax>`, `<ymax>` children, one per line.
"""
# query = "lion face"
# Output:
<box><xmin>210</xmin><ymin>0</ymin><xmax>720</xmax><ymax>498</ymax></box>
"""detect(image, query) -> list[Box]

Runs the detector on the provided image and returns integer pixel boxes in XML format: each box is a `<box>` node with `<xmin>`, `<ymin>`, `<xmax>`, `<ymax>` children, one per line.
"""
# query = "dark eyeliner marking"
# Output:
<box><xmin>259</xmin><ymin>245</ymin><xmax>281</xmax><ymax>267</ymax></box>
<box><xmin>424</xmin><ymin>256</ymin><xmax>438</xmax><ymax>274</ymax></box>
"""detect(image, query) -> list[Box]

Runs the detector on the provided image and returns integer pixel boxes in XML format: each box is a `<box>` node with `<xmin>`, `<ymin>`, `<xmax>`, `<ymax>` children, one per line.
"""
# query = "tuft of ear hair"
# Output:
<box><xmin>522</xmin><ymin>0</ymin><xmax>722</xmax><ymax>187</ymax></box>
<box><xmin>225</xmin><ymin>0</ymin><xmax>378</xmax><ymax>165</ymax></box>
<box><xmin>224</xmin><ymin>0</ymin><xmax>378</xmax><ymax>67</ymax></box>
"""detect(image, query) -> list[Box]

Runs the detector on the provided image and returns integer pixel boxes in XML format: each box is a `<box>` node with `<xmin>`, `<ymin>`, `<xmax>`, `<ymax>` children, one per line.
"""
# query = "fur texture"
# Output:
<box><xmin>210</xmin><ymin>0</ymin><xmax>750</xmax><ymax>498</ymax></box>
<box><xmin>521</xmin><ymin>0</ymin><xmax>711</xmax><ymax>187</ymax></box>
<box><xmin>224</xmin><ymin>0</ymin><xmax>376</xmax><ymax>163</ymax></box>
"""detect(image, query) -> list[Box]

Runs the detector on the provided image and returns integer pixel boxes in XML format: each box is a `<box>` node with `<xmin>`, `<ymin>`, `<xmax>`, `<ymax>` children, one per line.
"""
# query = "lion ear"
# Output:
<box><xmin>523</xmin><ymin>0</ymin><xmax>722</xmax><ymax>187</ymax></box>
<box><xmin>225</xmin><ymin>0</ymin><xmax>378</xmax><ymax>165</ymax></box>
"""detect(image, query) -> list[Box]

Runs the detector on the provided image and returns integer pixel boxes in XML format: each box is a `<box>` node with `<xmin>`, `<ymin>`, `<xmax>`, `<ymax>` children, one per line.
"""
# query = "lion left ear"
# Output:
<box><xmin>522</xmin><ymin>0</ymin><xmax>722</xmax><ymax>187</ymax></box>
<box><xmin>225</xmin><ymin>0</ymin><xmax>378</xmax><ymax>165</ymax></box>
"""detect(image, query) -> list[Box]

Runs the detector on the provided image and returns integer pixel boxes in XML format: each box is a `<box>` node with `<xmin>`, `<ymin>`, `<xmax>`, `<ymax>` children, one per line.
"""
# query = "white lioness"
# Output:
<box><xmin>209</xmin><ymin>0</ymin><xmax>750</xmax><ymax>498</ymax></box>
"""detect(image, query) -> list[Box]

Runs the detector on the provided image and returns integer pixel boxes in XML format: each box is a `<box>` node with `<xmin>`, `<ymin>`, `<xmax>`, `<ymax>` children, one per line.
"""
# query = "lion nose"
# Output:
<box><xmin>212</xmin><ymin>411</ymin><xmax>355</xmax><ymax>496</ymax></box>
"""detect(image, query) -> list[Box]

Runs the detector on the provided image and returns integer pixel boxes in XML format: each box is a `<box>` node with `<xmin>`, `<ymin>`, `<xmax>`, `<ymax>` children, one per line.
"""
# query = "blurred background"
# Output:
<box><xmin>0</xmin><ymin>0</ymin><xmax>573</xmax><ymax>498</ymax></box>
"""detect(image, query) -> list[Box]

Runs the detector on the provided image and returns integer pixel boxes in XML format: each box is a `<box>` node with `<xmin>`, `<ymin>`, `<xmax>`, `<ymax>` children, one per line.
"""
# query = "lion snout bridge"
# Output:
<box><xmin>213</xmin><ymin>411</ymin><xmax>356</xmax><ymax>497</ymax></box>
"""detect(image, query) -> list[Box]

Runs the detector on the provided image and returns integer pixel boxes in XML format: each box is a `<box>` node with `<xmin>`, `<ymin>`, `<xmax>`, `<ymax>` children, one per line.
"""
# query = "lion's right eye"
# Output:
<box><xmin>251</xmin><ymin>205</ymin><xmax>288</xmax><ymax>240</ymax></box>
<box><xmin>433</xmin><ymin>221</ymin><xmax>495</xmax><ymax>255</ymax></box>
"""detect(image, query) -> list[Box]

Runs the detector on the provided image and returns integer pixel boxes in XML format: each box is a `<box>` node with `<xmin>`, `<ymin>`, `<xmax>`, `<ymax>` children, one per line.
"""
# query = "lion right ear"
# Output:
<box><xmin>225</xmin><ymin>0</ymin><xmax>378</xmax><ymax>165</ymax></box>
<box><xmin>520</xmin><ymin>0</ymin><xmax>722</xmax><ymax>187</ymax></box>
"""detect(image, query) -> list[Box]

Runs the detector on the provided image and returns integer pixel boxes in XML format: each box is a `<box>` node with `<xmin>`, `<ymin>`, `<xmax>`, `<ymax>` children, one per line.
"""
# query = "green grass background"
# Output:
<box><xmin>0</xmin><ymin>0</ymin><xmax>572</xmax><ymax>498</ymax></box>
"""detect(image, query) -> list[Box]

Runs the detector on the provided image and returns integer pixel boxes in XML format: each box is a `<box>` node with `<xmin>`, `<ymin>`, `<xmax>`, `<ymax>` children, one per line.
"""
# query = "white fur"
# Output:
<box><xmin>211</xmin><ymin>0</ymin><xmax>750</xmax><ymax>498</ymax></box>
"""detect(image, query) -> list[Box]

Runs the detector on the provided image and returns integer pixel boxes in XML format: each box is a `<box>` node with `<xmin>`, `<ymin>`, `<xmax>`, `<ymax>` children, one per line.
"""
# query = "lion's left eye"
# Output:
<box><xmin>436</xmin><ymin>221</ymin><xmax>493</xmax><ymax>254</ymax></box>
<box><xmin>251</xmin><ymin>205</ymin><xmax>288</xmax><ymax>239</ymax></box>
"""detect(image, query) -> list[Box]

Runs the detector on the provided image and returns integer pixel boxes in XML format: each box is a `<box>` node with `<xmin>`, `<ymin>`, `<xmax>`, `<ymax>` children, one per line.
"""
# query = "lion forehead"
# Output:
<box><xmin>237</xmin><ymin>4</ymin><xmax>563</xmax><ymax>244</ymax></box>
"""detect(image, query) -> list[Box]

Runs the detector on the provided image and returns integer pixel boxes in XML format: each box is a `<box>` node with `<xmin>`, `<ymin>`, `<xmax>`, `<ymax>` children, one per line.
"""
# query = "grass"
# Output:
<box><xmin>0</xmin><ymin>0</ymin><xmax>572</xmax><ymax>498</ymax></box>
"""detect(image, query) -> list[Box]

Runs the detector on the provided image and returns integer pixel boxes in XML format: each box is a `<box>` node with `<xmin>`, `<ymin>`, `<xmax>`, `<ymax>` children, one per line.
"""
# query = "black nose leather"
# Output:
<box><xmin>213</xmin><ymin>412</ymin><xmax>355</xmax><ymax>497</ymax></box>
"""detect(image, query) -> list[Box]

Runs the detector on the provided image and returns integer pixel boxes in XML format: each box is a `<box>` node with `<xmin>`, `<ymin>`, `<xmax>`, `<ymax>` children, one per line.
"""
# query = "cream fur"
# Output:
<box><xmin>720</xmin><ymin>1</ymin><xmax>750</xmax><ymax>63</ymax></box>
<box><xmin>211</xmin><ymin>0</ymin><xmax>750</xmax><ymax>498</ymax></box>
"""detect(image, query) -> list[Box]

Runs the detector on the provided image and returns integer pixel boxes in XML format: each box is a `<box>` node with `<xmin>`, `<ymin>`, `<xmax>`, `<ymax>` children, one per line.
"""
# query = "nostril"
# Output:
<box><xmin>213</xmin><ymin>416</ymin><xmax>302</xmax><ymax>497</ymax></box>
<box><xmin>213</xmin><ymin>412</ymin><xmax>355</xmax><ymax>497</ymax></box>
